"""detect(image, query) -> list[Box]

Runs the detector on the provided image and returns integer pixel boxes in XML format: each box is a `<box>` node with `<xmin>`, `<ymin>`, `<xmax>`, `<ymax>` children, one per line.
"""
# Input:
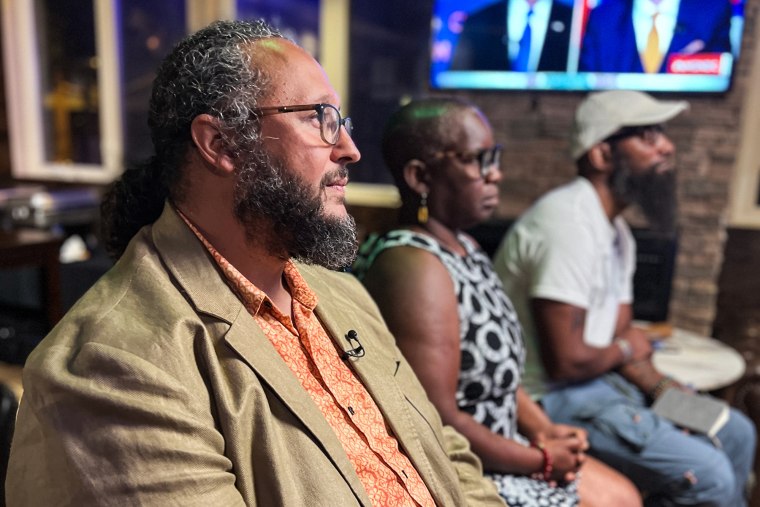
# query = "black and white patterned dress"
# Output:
<box><xmin>353</xmin><ymin>229</ymin><xmax>578</xmax><ymax>507</ymax></box>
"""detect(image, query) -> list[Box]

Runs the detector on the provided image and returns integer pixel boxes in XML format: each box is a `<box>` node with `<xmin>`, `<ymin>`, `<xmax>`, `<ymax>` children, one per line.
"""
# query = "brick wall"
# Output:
<box><xmin>441</xmin><ymin>0</ymin><xmax>760</xmax><ymax>336</ymax></box>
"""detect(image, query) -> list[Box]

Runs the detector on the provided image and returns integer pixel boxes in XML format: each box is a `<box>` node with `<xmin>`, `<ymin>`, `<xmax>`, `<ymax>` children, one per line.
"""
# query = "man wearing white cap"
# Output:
<box><xmin>493</xmin><ymin>90</ymin><xmax>756</xmax><ymax>506</ymax></box>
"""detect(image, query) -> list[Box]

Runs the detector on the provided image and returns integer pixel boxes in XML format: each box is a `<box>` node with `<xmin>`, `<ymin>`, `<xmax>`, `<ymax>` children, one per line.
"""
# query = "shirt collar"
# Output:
<box><xmin>634</xmin><ymin>0</ymin><xmax>679</xmax><ymax>20</ymax></box>
<box><xmin>174</xmin><ymin>206</ymin><xmax>319</xmax><ymax>314</ymax></box>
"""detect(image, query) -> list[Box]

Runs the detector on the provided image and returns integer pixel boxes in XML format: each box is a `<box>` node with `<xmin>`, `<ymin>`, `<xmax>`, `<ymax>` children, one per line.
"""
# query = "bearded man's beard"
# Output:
<box><xmin>232</xmin><ymin>150</ymin><xmax>358</xmax><ymax>270</ymax></box>
<box><xmin>610</xmin><ymin>157</ymin><xmax>678</xmax><ymax>236</ymax></box>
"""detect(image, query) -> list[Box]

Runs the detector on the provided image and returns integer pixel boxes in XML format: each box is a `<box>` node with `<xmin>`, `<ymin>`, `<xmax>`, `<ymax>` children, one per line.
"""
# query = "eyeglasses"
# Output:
<box><xmin>251</xmin><ymin>103</ymin><xmax>353</xmax><ymax>145</ymax></box>
<box><xmin>605</xmin><ymin>125</ymin><xmax>665</xmax><ymax>146</ymax></box>
<box><xmin>431</xmin><ymin>144</ymin><xmax>503</xmax><ymax>178</ymax></box>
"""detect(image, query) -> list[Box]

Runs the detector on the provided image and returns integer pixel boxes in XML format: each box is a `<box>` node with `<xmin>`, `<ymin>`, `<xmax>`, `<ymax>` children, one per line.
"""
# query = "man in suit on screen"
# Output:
<box><xmin>450</xmin><ymin>0</ymin><xmax>574</xmax><ymax>72</ymax></box>
<box><xmin>579</xmin><ymin>0</ymin><xmax>733</xmax><ymax>73</ymax></box>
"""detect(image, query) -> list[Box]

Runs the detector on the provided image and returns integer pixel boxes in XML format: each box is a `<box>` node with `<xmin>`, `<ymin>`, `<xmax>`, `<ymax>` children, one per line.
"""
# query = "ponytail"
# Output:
<box><xmin>100</xmin><ymin>156</ymin><xmax>171</xmax><ymax>259</ymax></box>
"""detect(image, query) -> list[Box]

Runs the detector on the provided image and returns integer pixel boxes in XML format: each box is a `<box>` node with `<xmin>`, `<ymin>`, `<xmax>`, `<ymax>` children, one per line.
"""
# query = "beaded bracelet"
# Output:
<box><xmin>530</xmin><ymin>441</ymin><xmax>553</xmax><ymax>481</ymax></box>
<box><xmin>649</xmin><ymin>375</ymin><xmax>677</xmax><ymax>400</ymax></box>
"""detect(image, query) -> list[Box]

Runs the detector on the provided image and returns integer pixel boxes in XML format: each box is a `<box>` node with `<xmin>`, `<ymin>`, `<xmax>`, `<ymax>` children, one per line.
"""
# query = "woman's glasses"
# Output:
<box><xmin>430</xmin><ymin>144</ymin><xmax>503</xmax><ymax>178</ymax></box>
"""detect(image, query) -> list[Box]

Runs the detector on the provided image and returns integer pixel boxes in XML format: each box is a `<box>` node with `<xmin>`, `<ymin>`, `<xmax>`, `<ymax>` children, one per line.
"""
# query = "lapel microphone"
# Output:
<box><xmin>341</xmin><ymin>330</ymin><xmax>365</xmax><ymax>360</ymax></box>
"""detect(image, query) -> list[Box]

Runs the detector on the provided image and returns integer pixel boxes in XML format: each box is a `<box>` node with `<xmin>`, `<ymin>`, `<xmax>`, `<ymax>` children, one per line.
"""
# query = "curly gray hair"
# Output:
<box><xmin>150</xmin><ymin>19</ymin><xmax>284</xmax><ymax>181</ymax></box>
<box><xmin>101</xmin><ymin>19</ymin><xmax>285</xmax><ymax>259</ymax></box>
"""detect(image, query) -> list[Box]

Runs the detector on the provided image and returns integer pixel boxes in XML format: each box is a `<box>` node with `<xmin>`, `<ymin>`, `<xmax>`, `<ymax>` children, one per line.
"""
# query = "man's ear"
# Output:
<box><xmin>402</xmin><ymin>159</ymin><xmax>431</xmax><ymax>195</ymax></box>
<box><xmin>586</xmin><ymin>142</ymin><xmax>615</xmax><ymax>173</ymax></box>
<box><xmin>190</xmin><ymin>114</ymin><xmax>236</xmax><ymax>175</ymax></box>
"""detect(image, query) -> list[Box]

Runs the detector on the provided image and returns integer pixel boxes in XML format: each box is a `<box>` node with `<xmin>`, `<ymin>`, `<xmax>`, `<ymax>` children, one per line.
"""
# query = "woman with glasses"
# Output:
<box><xmin>352</xmin><ymin>97</ymin><xmax>640</xmax><ymax>507</ymax></box>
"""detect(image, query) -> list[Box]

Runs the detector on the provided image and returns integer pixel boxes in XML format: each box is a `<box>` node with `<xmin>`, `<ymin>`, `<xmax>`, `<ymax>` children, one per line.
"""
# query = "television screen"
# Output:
<box><xmin>429</xmin><ymin>0</ymin><xmax>744</xmax><ymax>92</ymax></box>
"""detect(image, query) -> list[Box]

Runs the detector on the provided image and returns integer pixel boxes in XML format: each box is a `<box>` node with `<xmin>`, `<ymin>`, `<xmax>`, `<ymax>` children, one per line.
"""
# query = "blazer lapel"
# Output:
<box><xmin>222</xmin><ymin>316</ymin><xmax>372</xmax><ymax>505</ymax></box>
<box><xmin>151</xmin><ymin>205</ymin><xmax>371</xmax><ymax>505</ymax></box>
<box><xmin>303</xmin><ymin>267</ymin><xmax>444</xmax><ymax>501</ymax></box>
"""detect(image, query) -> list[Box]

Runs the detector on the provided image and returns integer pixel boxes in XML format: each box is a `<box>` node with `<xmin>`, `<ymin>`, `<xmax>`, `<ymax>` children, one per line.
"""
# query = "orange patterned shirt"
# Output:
<box><xmin>178</xmin><ymin>213</ymin><xmax>435</xmax><ymax>507</ymax></box>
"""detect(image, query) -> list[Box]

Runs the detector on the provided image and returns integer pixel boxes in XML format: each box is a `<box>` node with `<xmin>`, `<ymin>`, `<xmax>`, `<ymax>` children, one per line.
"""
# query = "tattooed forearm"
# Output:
<box><xmin>618</xmin><ymin>359</ymin><xmax>662</xmax><ymax>392</ymax></box>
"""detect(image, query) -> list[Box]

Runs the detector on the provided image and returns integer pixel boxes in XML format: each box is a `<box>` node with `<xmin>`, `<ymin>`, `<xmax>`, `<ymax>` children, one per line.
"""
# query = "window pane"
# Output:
<box><xmin>121</xmin><ymin>0</ymin><xmax>187</xmax><ymax>164</ymax></box>
<box><xmin>36</xmin><ymin>0</ymin><xmax>101</xmax><ymax>165</ymax></box>
<box><xmin>348</xmin><ymin>0</ymin><xmax>432</xmax><ymax>184</ymax></box>
<box><xmin>236</xmin><ymin>0</ymin><xmax>320</xmax><ymax>58</ymax></box>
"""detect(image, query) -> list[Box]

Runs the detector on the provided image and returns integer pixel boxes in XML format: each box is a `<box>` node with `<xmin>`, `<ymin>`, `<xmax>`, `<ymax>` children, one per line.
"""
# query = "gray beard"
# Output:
<box><xmin>232</xmin><ymin>151</ymin><xmax>358</xmax><ymax>270</ymax></box>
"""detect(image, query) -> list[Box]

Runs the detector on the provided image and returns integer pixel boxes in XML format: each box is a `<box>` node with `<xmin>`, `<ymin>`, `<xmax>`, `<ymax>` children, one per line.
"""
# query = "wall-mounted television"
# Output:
<box><xmin>429</xmin><ymin>0</ymin><xmax>744</xmax><ymax>93</ymax></box>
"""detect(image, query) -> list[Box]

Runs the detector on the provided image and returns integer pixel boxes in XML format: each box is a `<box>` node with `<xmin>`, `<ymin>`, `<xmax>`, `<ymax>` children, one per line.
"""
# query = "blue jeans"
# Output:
<box><xmin>541</xmin><ymin>374</ymin><xmax>756</xmax><ymax>507</ymax></box>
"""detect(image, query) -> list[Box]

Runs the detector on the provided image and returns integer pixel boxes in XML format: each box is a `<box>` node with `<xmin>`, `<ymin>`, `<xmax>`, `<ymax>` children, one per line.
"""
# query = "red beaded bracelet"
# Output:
<box><xmin>530</xmin><ymin>441</ymin><xmax>554</xmax><ymax>481</ymax></box>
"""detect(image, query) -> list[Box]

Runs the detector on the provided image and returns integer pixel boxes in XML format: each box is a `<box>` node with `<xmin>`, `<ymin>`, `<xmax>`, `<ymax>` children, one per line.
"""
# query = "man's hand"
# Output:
<box><xmin>616</xmin><ymin>326</ymin><xmax>654</xmax><ymax>363</ymax></box>
<box><xmin>618</xmin><ymin>358</ymin><xmax>660</xmax><ymax>390</ymax></box>
<box><xmin>532</xmin><ymin>299</ymin><xmax>648</xmax><ymax>382</ymax></box>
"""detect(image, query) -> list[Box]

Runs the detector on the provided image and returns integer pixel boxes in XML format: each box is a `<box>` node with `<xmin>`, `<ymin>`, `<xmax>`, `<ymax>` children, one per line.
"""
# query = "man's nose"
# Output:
<box><xmin>333</xmin><ymin>127</ymin><xmax>361</xmax><ymax>164</ymax></box>
<box><xmin>657</xmin><ymin>134</ymin><xmax>676</xmax><ymax>158</ymax></box>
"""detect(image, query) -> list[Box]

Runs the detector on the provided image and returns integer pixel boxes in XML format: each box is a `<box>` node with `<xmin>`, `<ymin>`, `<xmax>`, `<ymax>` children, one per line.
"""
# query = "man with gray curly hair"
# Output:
<box><xmin>6</xmin><ymin>20</ymin><xmax>504</xmax><ymax>506</ymax></box>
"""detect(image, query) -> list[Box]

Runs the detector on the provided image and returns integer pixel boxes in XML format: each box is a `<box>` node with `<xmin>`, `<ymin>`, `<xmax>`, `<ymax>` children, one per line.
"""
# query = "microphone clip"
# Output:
<box><xmin>341</xmin><ymin>329</ymin><xmax>365</xmax><ymax>360</ymax></box>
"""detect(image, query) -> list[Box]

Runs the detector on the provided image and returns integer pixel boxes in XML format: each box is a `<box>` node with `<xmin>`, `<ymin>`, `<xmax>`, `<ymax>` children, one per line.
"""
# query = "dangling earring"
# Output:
<box><xmin>417</xmin><ymin>192</ymin><xmax>429</xmax><ymax>224</ymax></box>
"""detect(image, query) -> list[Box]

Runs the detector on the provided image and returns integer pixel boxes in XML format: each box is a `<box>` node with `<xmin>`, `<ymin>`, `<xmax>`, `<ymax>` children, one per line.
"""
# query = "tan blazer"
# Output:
<box><xmin>6</xmin><ymin>205</ymin><xmax>504</xmax><ymax>507</ymax></box>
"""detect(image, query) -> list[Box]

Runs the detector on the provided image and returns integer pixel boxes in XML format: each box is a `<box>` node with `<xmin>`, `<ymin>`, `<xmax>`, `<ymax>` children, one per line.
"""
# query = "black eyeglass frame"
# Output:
<box><xmin>430</xmin><ymin>144</ymin><xmax>503</xmax><ymax>178</ymax></box>
<box><xmin>604</xmin><ymin>124</ymin><xmax>665</xmax><ymax>146</ymax></box>
<box><xmin>251</xmin><ymin>103</ymin><xmax>353</xmax><ymax>145</ymax></box>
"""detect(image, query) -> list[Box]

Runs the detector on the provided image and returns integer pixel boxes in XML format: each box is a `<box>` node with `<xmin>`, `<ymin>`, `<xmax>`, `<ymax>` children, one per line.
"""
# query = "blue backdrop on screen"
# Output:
<box><xmin>430</xmin><ymin>0</ymin><xmax>744</xmax><ymax>92</ymax></box>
